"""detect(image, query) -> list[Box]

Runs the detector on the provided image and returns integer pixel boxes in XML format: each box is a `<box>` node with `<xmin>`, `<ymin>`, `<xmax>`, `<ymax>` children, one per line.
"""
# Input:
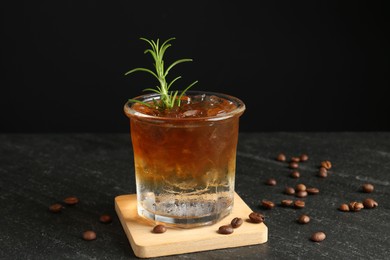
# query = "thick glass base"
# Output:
<box><xmin>138</xmin><ymin>203</ymin><xmax>232</xmax><ymax>228</ymax></box>
<box><xmin>137</xmin><ymin>202</ymin><xmax>233</xmax><ymax>228</ymax></box>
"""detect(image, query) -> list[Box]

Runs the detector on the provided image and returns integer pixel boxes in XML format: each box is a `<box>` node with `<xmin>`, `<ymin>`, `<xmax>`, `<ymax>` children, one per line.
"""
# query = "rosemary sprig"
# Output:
<box><xmin>125</xmin><ymin>37</ymin><xmax>198</xmax><ymax>109</ymax></box>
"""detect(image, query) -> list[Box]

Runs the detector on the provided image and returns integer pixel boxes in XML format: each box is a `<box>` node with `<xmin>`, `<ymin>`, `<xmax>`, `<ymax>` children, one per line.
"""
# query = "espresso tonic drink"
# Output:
<box><xmin>124</xmin><ymin>91</ymin><xmax>245</xmax><ymax>227</ymax></box>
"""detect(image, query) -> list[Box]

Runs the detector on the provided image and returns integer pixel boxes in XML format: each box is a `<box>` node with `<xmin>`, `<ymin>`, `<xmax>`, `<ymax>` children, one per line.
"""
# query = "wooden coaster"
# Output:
<box><xmin>115</xmin><ymin>192</ymin><xmax>268</xmax><ymax>258</ymax></box>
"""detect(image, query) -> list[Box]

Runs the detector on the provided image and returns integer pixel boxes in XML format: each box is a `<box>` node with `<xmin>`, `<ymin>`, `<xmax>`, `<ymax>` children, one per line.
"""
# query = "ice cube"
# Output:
<box><xmin>183</xmin><ymin>110</ymin><xmax>201</xmax><ymax>117</ymax></box>
<box><xmin>163</xmin><ymin>107</ymin><xmax>183</xmax><ymax>118</ymax></box>
<box><xmin>207</xmin><ymin>108</ymin><xmax>226</xmax><ymax>117</ymax></box>
<box><xmin>220</xmin><ymin>99</ymin><xmax>236</xmax><ymax>112</ymax></box>
<box><xmin>190</xmin><ymin>94</ymin><xmax>206</xmax><ymax>103</ymax></box>
<box><xmin>207</xmin><ymin>95</ymin><xmax>223</xmax><ymax>106</ymax></box>
<box><xmin>133</xmin><ymin>103</ymin><xmax>160</xmax><ymax>116</ymax></box>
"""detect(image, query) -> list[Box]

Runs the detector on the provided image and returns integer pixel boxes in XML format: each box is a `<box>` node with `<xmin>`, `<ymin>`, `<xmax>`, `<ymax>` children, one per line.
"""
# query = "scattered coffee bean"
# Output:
<box><xmin>152</xmin><ymin>224</ymin><xmax>167</xmax><ymax>233</ymax></box>
<box><xmin>82</xmin><ymin>230</ymin><xmax>97</xmax><ymax>241</ymax></box>
<box><xmin>249</xmin><ymin>212</ymin><xmax>265</xmax><ymax>223</ymax></box>
<box><xmin>261</xmin><ymin>199</ymin><xmax>275</xmax><ymax>209</ymax></box>
<box><xmin>49</xmin><ymin>203</ymin><xmax>63</xmax><ymax>213</ymax></box>
<box><xmin>218</xmin><ymin>225</ymin><xmax>234</xmax><ymax>234</ymax></box>
<box><xmin>319</xmin><ymin>167</ymin><xmax>327</xmax><ymax>173</ymax></box>
<box><xmin>296</xmin><ymin>190</ymin><xmax>308</xmax><ymax>198</ymax></box>
<box><xmin>99</xmin><ymin>214</ymin><xmax>112</xmax><ymax>224</ymax></box>
<box><xmin>289</xmin><ymin>162</ymin><xmax>299</xmax><ymax>169</ymax></box>
<box><xmin>318</xmin><ymin>167</ymin><xmax>328</xmax><ymax>178</ymax></box>
<box><xmin>281</xmin><ymin>199</ymin><xmax>294</xmax><ymax>207</ymax></box>
<box><xmin>295</xmin><ymin>183</ymin><xmax>306</xmax><ymax>192</ymax></box>
<box><xmin>63</xmin><ymin>196</ymin><xmax>79</xmax><ymax>205</ymax></box>
<box><xmin>363</xmin><ymin>198</ymin><xmax>378</xmax><ymax>209</ymax></box>
<box><xmin>311</xmin><ymin>231</ymin><xmax>326</xmax><ymax>242</ymax></box>
<box><xmin>294</xmin><ymin>200</ymin><xmax>305</xmax><ymax>209</ymax></box>
<box><xmin>284</xmin><ymin>186</ymin><xmax>295</xmax><ymax>195</ymax></box>
<box><xmin>290</xmin><ymin>171</ymin><xmax>300</xmax><ymax>178</ymax></box>
<box><xmin>338</xmin><ymin>203</ymin><xmax>350</xmax><ymax>212</ymax></box>
<box><xmin>298</xmin><ymin>214</ymin><xmax>310</xmax><ymax>224</ymax></box>
<box><xmin>300</xmin><ymin>154</ymin><xmax>309</xmax><ymax>162</ymax></box>
<box><xmin>306</xmin><ymin>187</ymin><xmax>320</xmax><ymax>195</ymax></box>
<box><xmin>320</xmin><ymin>160</ymin><xmax>332</xmax><ymax>170</ymax></box>
<box><xmin>265</xmin><ymin>178</ymin><xmax>277</xmax><ymax>186</ymax></box>
<box><xmin>231</xmin><ymin>217</ymin><xmax>243</xmax><ymax>228</ymax></box>
<box><xmin>291</xmin><ymin>157</ymin><xmax>300</xmax><ymax>163</ymax></box>
<box><xmin>276</xmin><ymin>153</ymin><xmax>286</xmax><ymax>162</ymax></box>
<box><xmin>362</xmin><ymin>183</ymin><xmax>374</xmax><ymax>193</ymax></box>
<box><xmin>349</xmin><ymin>201</ymin><xmax>364</xmax><ymax>212</ymax></box>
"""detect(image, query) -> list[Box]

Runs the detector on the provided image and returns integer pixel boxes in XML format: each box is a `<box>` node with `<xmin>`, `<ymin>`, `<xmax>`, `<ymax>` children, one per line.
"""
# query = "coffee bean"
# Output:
<box><xmin>231</xmin><ymin>217</ymin><xmax>243</xmax><ymax>228</ymax></box>
<box><xmin>298</xmin><ymin>214</ymin><xmax>310</xmax><ymax>224</ymax></box>
<box><xmin>284</xmin><ymin>186</ymin><xmax>295</xmax><ymax>195</ymax></box>
<box><xmin>318</xmin><ymin>172</ymin><xmax>327</xmax><ymax>178</ymax></box>
<box><xmin>82</xmin><ymin>230</ymin><xmax>97</xmax><ymax>241</ymax></box>
<box><xmin>281</xmin><ymin>199</ymin><xmax>294</xmax><ymax>207</ymax></box>
<box><xmin>276</xmin><ymin>153</ymin><xmax>286</xmax><ymax>162</ymax></box>
<box><xmin>289</xmin><ymin>162</ymin><xmax>299</xmax><ymax>169</ymax></box>
<box><xmin>218</xmin><ymin>225</ymin><xmax>234</xmax><ymax>234</ymax></box>
<box><xmin>353</xmin><ymin>202</ymin><xmax>365</xmax><ymax>211</ymax></box>
<box><xmin>362</xmin><ymin>198</ymin><xmax>378</xmax><ymax>209</ymax></box>
<box><xmin>320</xmin><ymin>160</ymin><xmax>332</xmax><ymax>170</ymax></box>
<box><xmin>300</xmin><ymin>154</ymin><xmax>309</xmax><ymax>162</ymax></box>
<box><xmin>49</xmin><ymin>203</ymin><xmax>63</xmax><ymax>213</ymax></box>
<box><xmin>265</xmin><ymin>178</ymin><xmax>277</xmax><ymax>186</ymax></box>
<box><xmin>311</xmin><ymin>231</ymin><xmax>326</xmax><ymax>242</ymax></box>
<box><xmin>306</xmin><ymin>187</ymin><xmax>320</xmax><ymax>195</ymax></box>
<box><xmin>362</xmin><ymin>183</ymin><xmax>374</xmax><ymax>193</ymax></box>
<box><xmin>249</xmin><ymin>212</ymin><xmax>265</xmax><ymax>223</ymax></box>
<box><xmin>99</xmin><ymin>214</ymin><xmax>112</xmax><ymax>224</ymax></box>
<box><xmin>152</xmin><ymin>224</ymin><xmax>167</xmax><ymax>233</ymax></box>
<box><xmin>338</xmin><ymin>203</ymin><xmax>350</xmax><ymax>212</ymax></box>
<box><xmin>63</xmin><ymin>196</ymin><xmax>79</xmax><ymax>205</ymax></box>
<box><xmin>291</xmin><ymin>157</ymin><xmax>300</xmax><ymax>163</ymax></box>
<box><xmin>296</xmin><ymin>190</ymin><xmax>308</xmax><ymax>198</ymax></box>
<box><xmin>295</xmin><ymin>183</ymin><xmax>306</xmax><ymax>192</ymax></box>
<box><xmin>290</xmin><ymin>171</ymin><xmax>300</xmax><ymax>178</ymax></box>
<box><xmin>349</xmin><ymin>201</ymin><xmax>364</xmax><ymax>212</ymax></box>
<box><xmin>319</xmin><ymin>167</ymin><xmax>327</xmax><ymax>174</ymax></box>
<box><xmin>294</xmin><ymin>200</ymin><xmax>305</xmax><ymax>209</ymax></box>
<box><xmin>318</xmin><ymin>167</ymin><xmax>328</xmax><ymax>178</ymax></box>
<box><xmin>261</xmin><ymin>199</ymin><xmax>275</xmax><ymax>209</ymax></box>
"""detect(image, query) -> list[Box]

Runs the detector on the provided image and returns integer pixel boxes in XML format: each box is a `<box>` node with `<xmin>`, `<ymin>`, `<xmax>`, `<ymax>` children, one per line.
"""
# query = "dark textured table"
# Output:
<box><xmin>1</xmin><ymin>133</ymin><xmax>389</xmax><ymax>259</ymax></box>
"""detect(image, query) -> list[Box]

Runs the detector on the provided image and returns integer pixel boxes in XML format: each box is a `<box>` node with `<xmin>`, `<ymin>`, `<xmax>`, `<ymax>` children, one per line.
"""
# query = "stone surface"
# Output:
<box><xmin>0</xmin><ymin>133</ymin><xmax>390</xmax><ymax>259</ymax></box>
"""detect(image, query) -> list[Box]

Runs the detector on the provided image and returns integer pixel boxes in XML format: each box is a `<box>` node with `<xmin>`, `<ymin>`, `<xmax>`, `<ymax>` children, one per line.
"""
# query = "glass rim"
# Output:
<box><xmin>124</xmin><ymin>90</ymin><xmax>246</xmax><ymax>122</ymax></box>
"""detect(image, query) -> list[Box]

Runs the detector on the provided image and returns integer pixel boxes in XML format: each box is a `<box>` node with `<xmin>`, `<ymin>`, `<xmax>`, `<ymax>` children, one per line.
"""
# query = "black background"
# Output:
<box><xmin>1</xmin><ymin>0</ymin><xmax>389</xmax><ymax>132</ymax></box>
